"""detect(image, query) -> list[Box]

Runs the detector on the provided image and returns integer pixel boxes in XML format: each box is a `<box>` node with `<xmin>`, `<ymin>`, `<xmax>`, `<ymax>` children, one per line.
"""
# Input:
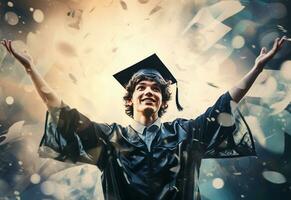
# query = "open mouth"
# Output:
<box><xmin>141</xmin><ymin>98</ymin><xmax>156</xmax><ymax>103</ymax></box>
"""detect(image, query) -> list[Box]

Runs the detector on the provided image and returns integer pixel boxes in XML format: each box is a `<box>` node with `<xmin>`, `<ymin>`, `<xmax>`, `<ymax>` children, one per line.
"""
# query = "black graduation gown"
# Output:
<box><xmin>38</xmin><ymin>92</ymin><xmax>256</xmax><ymax>200</ymax></box>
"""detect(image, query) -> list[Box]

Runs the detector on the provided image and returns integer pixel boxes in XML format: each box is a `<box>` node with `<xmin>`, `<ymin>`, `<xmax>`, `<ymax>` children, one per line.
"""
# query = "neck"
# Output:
<box><xmin>133</xmin><ymin>112</ymin><xmax>158</xmax><ymax>126</ymax></box>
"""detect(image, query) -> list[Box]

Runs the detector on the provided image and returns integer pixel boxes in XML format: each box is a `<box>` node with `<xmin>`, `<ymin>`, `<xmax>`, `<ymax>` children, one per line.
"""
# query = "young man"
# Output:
<box><xmin>1</xmin><ymin>37</ymin><xmax>286</xmax><ymax>200</ymax></box>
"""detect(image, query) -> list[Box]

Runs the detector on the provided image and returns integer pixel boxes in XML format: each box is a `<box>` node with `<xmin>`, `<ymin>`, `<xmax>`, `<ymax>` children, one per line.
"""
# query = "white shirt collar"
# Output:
<box><xmin>130</xmin><ymin>118</ymin><xmax>161</xmax><ymax>134</ymax></box>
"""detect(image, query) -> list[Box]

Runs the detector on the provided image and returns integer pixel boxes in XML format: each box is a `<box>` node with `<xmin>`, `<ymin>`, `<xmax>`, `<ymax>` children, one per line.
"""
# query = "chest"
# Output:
<box><xmin>110</xmin><ymin>126</ymin><xmax>199</xmax><ymax>175</ymax></box>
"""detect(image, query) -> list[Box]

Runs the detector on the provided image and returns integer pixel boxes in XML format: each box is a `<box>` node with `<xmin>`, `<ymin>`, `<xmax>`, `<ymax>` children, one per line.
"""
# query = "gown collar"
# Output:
<box><xmin>130</xmin><ymin>118</ymin><xmax>161</xmax><ymax>134</ymax></box>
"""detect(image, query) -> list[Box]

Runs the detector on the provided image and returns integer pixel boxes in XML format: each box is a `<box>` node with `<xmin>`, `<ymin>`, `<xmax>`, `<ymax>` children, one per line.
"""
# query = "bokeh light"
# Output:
<box><xmin>5</xmin><ymin>96</ymin><xmax>14</xmax><ymax>105</ymax></box>
<box><xmin>41</xmin><ymin>181</ymin><xmax>55</xmax><ymax>195</ymax></box>
<box><xmin>269</xmin><ymin>3</ymin><xmax>287</xmax><ymax>19</ymax></box>
<box><xmin>280</xmin><ymin>60</ymin><xmax>291</xmax><ymax>81</ymax></box>
<box><xmin>30</xmin><ymin>173</ymin><xmax>41</xmax><ymax>184</ymax></box>
<box><xmin>232</xmin><ymin>35</ymin><xmax>245</xmax><ymax>49</ymax></box>
<box><xmin>33</xmin><ymin>9</ymin><xmax>44</xmax><ymax>23</ymax></box>
<box><xmin>4</xmin><ymin>12</ymin><xmax>19</xmax><ymax>26</ymax></box>
<box><xmin>262</xmin><ymin>171</ymin><xmax>287</xmax><ymax>184</ymax></box>
<box><xmin>212</xmin><ymin>178</ymin><xmax>224</xmax><ymax>189</ymax></box>
<box><xmin>7</xmin><ymin>1</ymin><xmax>14</xmax><ymax>7</ymax></box>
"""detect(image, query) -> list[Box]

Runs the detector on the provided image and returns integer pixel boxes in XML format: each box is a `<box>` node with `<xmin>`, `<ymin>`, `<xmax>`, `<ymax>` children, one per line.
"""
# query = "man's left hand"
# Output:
<box><xmin>255</xmin><ymin>36</ymin><xmax>287</xmax><ymax>72</ymax></box>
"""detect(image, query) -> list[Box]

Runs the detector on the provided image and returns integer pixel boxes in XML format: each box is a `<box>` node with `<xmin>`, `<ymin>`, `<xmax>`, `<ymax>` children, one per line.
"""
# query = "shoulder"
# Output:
<box><xmin>162</xmin><ymin>118</ymin><xmax>195</xmax><ymax>133</ymax></box>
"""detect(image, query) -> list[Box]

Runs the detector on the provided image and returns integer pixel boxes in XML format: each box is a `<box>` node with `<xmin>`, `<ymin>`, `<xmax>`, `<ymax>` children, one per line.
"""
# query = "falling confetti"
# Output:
<box><xmin>207</xmin><ymin>82</ymin><xmax>219</xmax><ymax>88</ymax></box>
<box><xmin>68</xmin><ymin>9</ymin><xmax>83</xmax><ymax>30</ymax></box>
<box><xmin>57</xmin><ymin>42</ymin><xmax>78</xmax><ymax>57</ymax></box>
<box><xmin>89</xmin><ymin>7</ymin><xmax>96</xmax><ymax>13</ymax></box>
<box><xmin>83</xmin><ymin>33</ymin><xmax>90</xmax><ymax>39</ymax></box>
<box><xmin>69</xmin><ymin>73</ymin><xmax>78</xmax><ymax>84</ymax></box>
<box><xmin>67</xmin><ymin>10</ymin><xmax>74</xmax><ymax>17</ymax></box>
<box><xmin>120</xmin><ymin>0</ymin><xmax>127</xmax><ymax>10</ymax></box>
<box><xmin>213</xmin><ymin>44</ymin><xmax>227</xmax><ymax>49</ymax></box>
<box><xmin>277</xmin><ymin>24</ymin><xmax>287</xmax><ymax>33</ymax></box>
<box><xmin>138</xmin><ymin>0</ymin><xmax>150</xmax><ymax>3</ymax></box>
<box><xmin>149</xmin><ymin>5</ymin><xmax>162</xmax><ymax>15</ymax></box>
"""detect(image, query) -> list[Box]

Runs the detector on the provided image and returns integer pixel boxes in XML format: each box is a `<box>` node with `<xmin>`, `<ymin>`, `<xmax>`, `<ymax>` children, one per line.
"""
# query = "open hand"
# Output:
<box><xmin>1</xmin><ymin>39</ymin><xmax>33</xmax><ymax>72</ymax></box>
<box><xmin>255</xmin><ymin>36</ymin><xmax>286</xmax><ymax>72</ymax></box>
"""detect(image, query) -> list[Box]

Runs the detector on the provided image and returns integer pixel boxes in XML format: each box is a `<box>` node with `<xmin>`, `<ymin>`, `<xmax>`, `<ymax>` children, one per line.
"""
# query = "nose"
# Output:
<box><xmin>144</xmin><ymin>87</ymin><xmax>153</xmax><ymax>96</ymax></box>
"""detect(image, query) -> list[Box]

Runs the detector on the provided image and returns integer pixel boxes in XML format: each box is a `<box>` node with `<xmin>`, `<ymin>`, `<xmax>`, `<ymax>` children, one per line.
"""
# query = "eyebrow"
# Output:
<box><xmin>137</xmin><ymin>82</ymin><xmax>159</xmax><ymax>86</ymax></box>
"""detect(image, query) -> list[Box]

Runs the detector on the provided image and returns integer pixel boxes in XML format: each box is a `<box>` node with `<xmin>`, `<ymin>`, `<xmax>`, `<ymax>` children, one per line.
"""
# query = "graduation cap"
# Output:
<box><xmin>113</xmin><ymin>54</ymin><xmax>183</xmax><ymax>111</ymax></box>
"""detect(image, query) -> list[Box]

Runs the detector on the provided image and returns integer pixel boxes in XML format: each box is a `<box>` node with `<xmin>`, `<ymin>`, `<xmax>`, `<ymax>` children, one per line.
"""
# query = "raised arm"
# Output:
<box><xmin>229</xmin><ymin>36</ymin><xmax>287</xmax><ymax>103</ymax></box>
<box><xmin>1</xmin><ymin>39</ymin><xmax>61</xmax><ymax>109</ymax></box>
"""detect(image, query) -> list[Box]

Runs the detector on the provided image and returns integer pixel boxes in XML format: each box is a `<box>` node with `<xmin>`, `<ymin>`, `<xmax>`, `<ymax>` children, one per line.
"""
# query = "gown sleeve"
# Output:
<box><xmin>38</xmin><ymin>101</ymin><xmax>112</xmax><ymax>170</ymax></box>
<box><xmin>182</xmin><ymin>92</ymin><xmax>256</xmax><ymax>158</ymax></box>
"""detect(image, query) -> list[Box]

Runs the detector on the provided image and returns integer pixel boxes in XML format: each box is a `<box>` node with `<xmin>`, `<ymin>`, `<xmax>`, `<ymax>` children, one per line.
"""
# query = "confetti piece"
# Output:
<box><xmin>207</xmin><ymin>82</ymin><xmax>219</xmax><ymax>88</ymax></box>
<box><xmin>149</xmin><ymin>5</ymin><xmax>162</xmax><ymax>15</ymax></box>
<box><xmin>69</xmin><ymin>73</ymin><xmax>78</xmax><ymax>84</ymax></box>
<box><xmin>57</xmin><ymin>42</ymin><xmax>78</xmax><ymax>57</ymax></box>
<box><xmin>84</xmin><ymin>33</ymin><xmax>90</xmax><ymax>39</ymax></box>
<box><xmin>277</xmin><ymin>24</ymin><xmax>288</xmax><ymax>33</ymax></box>
<box><xmin>120</xmin><ymin>0</ymin><xmax>127</xmax><ymax>10</ymax></box>
<box><xmin>138</xmin><ymin>0</ymin><xmax>150</xmax><ymax>3</ymax></box>
<box><xmin>89</xmin><ymin>7</ymin><xmax>96</xmax><ymax>13</ymax></box>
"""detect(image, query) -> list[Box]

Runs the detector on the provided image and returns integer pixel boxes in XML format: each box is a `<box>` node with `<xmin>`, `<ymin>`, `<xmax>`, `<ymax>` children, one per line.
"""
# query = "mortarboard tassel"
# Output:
<box><xmin>175</xmin><ymin>83</ymin><xmax>183</xmax><ymax>111</ymax></box>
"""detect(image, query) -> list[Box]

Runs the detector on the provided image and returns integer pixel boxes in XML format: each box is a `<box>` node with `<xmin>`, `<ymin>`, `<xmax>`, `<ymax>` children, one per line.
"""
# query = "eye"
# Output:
<box><xmin>152</xmin><ymin>87</ymin><xmax>161</xmax><ymax>92</ymax></box>
<box><xmin>136</xmin><ymin>85</ymin><xmax>145</xmax><ymax>91</ymax></box>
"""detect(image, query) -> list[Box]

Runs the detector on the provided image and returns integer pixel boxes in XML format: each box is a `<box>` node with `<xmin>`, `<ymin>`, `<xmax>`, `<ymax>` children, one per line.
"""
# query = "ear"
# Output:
<box><xmin>126</xmin><ymin>99</ymin><xmax>133</xmax><ymax>106</ymax></box>
<box><xmin>161</xmin><ymin>101</ymin><xmax>168</xmax><ymax>109</ymax></box>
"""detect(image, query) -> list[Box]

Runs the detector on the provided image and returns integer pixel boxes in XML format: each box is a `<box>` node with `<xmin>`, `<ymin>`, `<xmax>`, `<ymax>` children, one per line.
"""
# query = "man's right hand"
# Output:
<box><xmin>1</xmin><ymin>39</ymin><xmax>33</xmax><ymax>73</ymax></box>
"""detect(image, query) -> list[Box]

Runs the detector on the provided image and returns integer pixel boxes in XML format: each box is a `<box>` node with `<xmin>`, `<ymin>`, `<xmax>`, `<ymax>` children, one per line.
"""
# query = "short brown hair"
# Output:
<box><xmin>123</xmin><ymin>74</ymin><xmax>171</xmax><ymax>118</ymax></box>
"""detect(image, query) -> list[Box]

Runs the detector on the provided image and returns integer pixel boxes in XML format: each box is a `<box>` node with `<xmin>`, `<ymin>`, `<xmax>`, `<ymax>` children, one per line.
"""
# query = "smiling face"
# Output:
<box><xmin>129</xmin><ymin>80</ymin><xmax>164</xmax><ymax>118</ymax></box>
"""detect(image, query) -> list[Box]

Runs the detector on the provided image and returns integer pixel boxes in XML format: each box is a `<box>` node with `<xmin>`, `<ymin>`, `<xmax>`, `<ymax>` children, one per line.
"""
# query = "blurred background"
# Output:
<box><xmin>0</xmin><ymin>0</ymin><xmax>290</xmax><ymax>199</ymax></box>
